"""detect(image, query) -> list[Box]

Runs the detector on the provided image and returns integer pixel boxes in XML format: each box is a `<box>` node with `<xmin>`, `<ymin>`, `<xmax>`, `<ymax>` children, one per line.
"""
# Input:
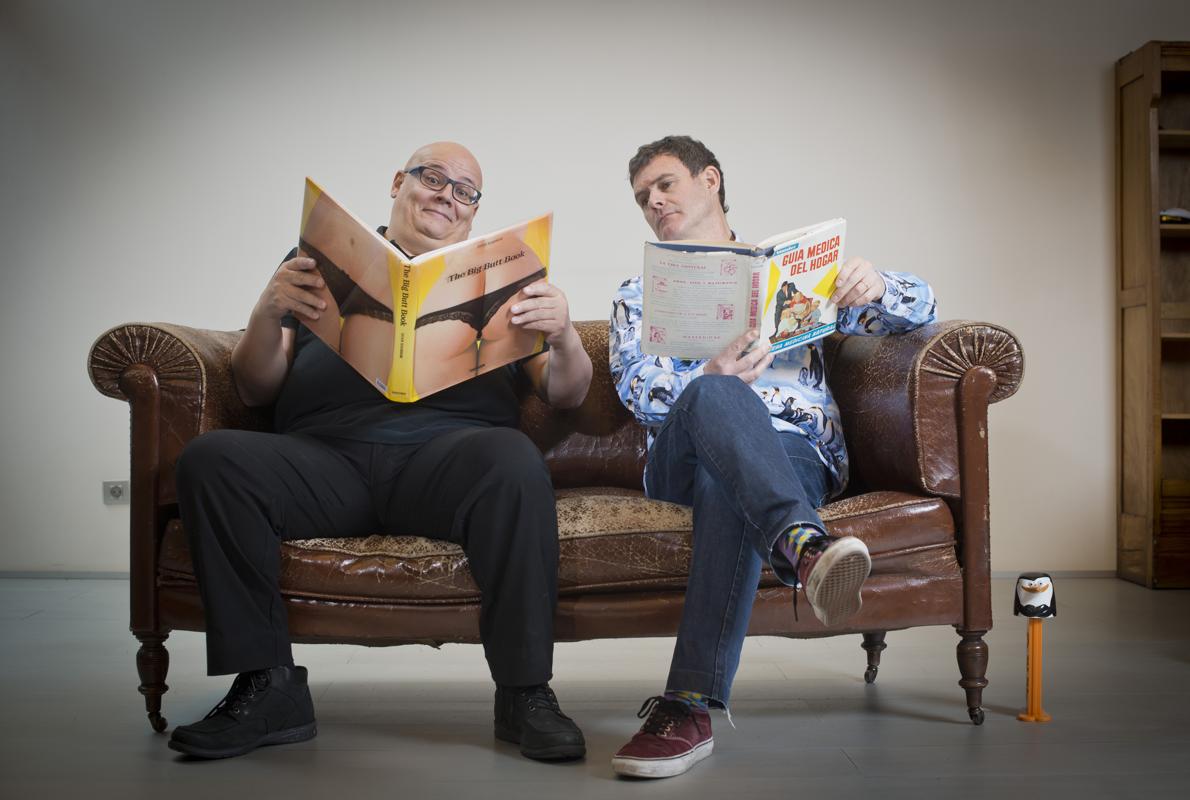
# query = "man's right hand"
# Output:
<box><xmin>233</xmin><ymin>256</ymin><xmax>326</xmax><ymax>406</ymax></box>
<box><xmin>255</xmin><ymin>256</ymin><xmax>327</xmax><ymax>322</ymax></box>
<box><xmin>704</xmin><ymin>330</ymin><xmax>774</xmax><ymax>384</ymax></box>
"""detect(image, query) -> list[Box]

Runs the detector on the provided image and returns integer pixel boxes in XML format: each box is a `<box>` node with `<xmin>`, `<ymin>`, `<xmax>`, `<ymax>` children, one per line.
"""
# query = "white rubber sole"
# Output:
<box><xmin>612</xmin><ymin>738</ymin><xmax>714</xmax><ymax>778</ymax></box>
<box><xmin>804</xmin><ymin>537</ymin><xmax>871</xmax><ymax>627</ymax></box>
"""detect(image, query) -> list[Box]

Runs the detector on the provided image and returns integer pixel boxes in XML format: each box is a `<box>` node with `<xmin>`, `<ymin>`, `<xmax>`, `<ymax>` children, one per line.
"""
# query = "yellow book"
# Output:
<box><xmin>299</xmin><ymin>178</ymin><xmax>551</xmax><ymax>402</ymax></box>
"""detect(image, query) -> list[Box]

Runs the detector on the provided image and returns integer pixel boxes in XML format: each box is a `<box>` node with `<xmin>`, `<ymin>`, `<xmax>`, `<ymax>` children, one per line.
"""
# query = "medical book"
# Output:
<box><xmin>298</xmin><ymin>178</ymin><xmax>551</xmax><ymax>402</ymax></box>
<box><xmin>640</xmin><ymin>218</ymin><xmax>846</xmax><ymax>359</ymax></box>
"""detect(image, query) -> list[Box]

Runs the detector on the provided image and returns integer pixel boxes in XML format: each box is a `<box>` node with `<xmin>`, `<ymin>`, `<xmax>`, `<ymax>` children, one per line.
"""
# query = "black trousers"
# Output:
<box><xmin>175</xmin><ymin>426</ymin><xmax>558</xmax><ymax>686</ymax></box>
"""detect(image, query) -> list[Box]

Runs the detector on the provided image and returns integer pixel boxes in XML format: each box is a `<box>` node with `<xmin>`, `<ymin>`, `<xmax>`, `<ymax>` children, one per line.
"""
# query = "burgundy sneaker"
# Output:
<box><xmin>612</xmin><ymin>696</ymin><xmax>713</xmax><ymax>779</ymax></box>
<box><xmin>796</xmin><ymin>535</ymin><xmax>872</xmax><ymax>627</ymax></box>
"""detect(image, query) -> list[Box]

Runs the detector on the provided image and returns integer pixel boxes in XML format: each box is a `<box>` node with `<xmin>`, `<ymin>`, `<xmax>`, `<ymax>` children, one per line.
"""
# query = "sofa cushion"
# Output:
<box><xmin>159</xmin><ymin>488</ymin><xmax>955</xmax><ymax>604</ymax></box>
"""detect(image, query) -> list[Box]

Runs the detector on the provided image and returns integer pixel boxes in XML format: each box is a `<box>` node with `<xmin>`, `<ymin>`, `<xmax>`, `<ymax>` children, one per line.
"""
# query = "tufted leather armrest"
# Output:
<box><xmin>89</xmin><ymin>323</ymin><xmax>270</xmax><ymax>435</ymax></box>
<box><xmin>823</xmin><ymin>321</ymin><xmax>1024</xmax><ymax>498</ymax></box>
<box><xmin>89</xmin><ymin>324</ymin><xmax>269</xmax><ymax>504</ymax></box>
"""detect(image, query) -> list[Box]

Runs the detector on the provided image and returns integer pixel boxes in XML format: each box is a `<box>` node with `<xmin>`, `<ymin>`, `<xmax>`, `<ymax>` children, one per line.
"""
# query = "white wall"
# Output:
<box><xmin>4</xmin><ymin>0</ymin><xmax>1189</xmax><ymax>573</ymax></box>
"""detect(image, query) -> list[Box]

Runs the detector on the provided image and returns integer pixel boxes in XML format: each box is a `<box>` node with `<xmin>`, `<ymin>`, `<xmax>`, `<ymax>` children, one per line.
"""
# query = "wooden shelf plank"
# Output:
<box><xmin>1159</xmin><ymin>129</ymin><xmax>1190</xmax><ymax>150</ymax></box>
<box><xmin>1162</xmin><ymin>479</ymin><xmax>1190</xmax><ymax>497</ymax></box>
<box><xmin>1163</xmin><ymin>413</ymin><xmax>1190</xmax><ymax>420</ymax></box>
<box><xmin>1163</xmin><ymin>333</ymin><xmax>1190</xmax><ymax>340</ymax></box>
<box><xmin>1161</xmin><ymin>224</ymin><xmax>1190</xmax><ymax>238</ymax></box>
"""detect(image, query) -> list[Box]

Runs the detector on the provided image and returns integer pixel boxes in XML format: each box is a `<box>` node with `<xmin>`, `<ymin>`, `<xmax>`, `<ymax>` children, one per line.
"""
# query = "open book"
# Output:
<box><xmin>639</xmin><ymin>218</ymin><xmax>845</xmax><ymax>359</ymax></box>
<box><xmin>298</xmin><ymin>178</ymin><xmax>552</xmax><ymax>402</ymax></box>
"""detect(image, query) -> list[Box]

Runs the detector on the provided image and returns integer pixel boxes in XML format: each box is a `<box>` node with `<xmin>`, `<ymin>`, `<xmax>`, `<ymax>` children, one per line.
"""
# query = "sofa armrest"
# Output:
<box><xmin>823</xmin><ymin>320</ymin><xmax>1024</xmax><ymax>499</ymax></box>
<box><xmin>89</xmin><ymin>323</ymin><xmax>273</xmax><ymax>636</ymax></box>
<box><xmin>88</xmin><ymin>323</ymin><xmax>271</xmax><ymax>503</ymax></box>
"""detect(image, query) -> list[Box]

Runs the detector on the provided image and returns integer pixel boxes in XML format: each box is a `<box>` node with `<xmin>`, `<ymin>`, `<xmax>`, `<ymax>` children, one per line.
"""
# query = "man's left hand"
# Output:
<box><xmin>510</xmin><ymin>282</ymin><xmax>574</xmax><ymax>345</ymax></box>
<box><xmin>830</xmin><ymin>257</ymin><xmax>885</xmax><ymax>308</ymax></box>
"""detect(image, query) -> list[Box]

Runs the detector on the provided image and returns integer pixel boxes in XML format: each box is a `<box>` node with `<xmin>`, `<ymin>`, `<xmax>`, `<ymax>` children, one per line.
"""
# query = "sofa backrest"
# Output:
<box><xmin>519</xmin><ymin>320</ymin><xmax>647</xmax><ymax>490</ymax></box>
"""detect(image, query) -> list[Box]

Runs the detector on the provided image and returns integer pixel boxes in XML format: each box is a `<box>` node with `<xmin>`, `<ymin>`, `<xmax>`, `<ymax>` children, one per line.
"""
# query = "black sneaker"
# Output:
<box><xmin>494</xmin><ymin>683</ymin><xmax>586</xmax><ymax>761</ymax></box>
<box><xmin>168</xmin><ymin>665</ymin><xmax>317</xmax><ymax>759</ymax></box>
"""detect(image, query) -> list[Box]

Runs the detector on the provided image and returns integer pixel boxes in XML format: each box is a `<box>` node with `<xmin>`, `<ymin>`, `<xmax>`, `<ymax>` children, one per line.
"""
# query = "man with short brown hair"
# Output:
<box><xmin>609</xmin><ymin>135</ymin><xmax>937</xmax><ymax>778</ymax></box>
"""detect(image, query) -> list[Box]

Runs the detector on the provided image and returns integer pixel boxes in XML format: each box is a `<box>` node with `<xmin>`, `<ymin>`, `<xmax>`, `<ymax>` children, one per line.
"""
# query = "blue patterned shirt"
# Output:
<box><xmin>609</xmin><ymin>270</ymin><xmax>937</xmax><ymax>496</ymax></box>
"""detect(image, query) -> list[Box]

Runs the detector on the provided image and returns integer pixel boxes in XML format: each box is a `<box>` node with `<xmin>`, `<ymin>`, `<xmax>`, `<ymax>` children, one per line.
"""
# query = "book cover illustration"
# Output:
<box><xmin>757</xmin><ymin>218</ymin><xmax>845</xmax><ymax>353</ymax></box>
<box><xmin>299</xmin><ymin>178</ymin><xmax>551</xmax><ymax>402</ymax></box>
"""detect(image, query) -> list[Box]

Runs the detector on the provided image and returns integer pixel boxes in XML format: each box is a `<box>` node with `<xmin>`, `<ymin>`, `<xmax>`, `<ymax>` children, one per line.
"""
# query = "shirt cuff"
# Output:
<box><xmin>876</xmin><ymin>271</ymin><xmax>895</xmax><ymax>308</ymax></box>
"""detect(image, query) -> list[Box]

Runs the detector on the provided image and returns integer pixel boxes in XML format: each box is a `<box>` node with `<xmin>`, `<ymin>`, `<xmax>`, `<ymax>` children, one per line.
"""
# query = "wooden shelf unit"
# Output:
<box><xmin>1118</xmin><ymin>41</ymin><xmax>1190</xmax><ymax>588</ymax></box>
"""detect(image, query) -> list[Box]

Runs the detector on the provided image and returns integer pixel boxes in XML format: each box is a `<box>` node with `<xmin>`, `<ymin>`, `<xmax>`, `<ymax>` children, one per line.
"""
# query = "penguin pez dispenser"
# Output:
<box><xmin>1014</xmin><ymin>573</ymin><xmax>1057</xmax><ymax>619</ymax></box>
<box><xmin>1014</xmin><ymin>572</ymin><xmax>1056</xmax><ymax>722</ymax></box>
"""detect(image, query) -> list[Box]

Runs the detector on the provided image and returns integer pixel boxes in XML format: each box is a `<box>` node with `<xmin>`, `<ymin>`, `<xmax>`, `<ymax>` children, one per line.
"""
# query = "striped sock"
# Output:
<box><xmin>774</xmin><ymin>525</ymin><xmax>826</xmax><ymax>575</ymax></box>
<box><xmin>664</xmin><ymin>690</ymin><xmax>709</xmax><ymax>711</ymax></box>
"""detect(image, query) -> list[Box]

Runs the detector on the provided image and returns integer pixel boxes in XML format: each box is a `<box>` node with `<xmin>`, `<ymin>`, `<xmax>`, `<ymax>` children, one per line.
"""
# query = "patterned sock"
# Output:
<box><xmin>774</xmin><ymin>525</ymin><xmax>827</xmax><ymax>576</ymax></box>
<box><xmin>664</xmin><ymin>690</ymin><xmax>709</xmax><ymax>711</ymax></box>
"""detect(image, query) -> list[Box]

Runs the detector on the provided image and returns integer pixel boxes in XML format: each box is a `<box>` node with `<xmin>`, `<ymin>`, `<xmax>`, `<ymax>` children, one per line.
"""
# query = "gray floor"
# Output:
<box><xmin>0</xmin><ymin>578</ymin><xmax>1187</xmax><ymax>799</ymax></box>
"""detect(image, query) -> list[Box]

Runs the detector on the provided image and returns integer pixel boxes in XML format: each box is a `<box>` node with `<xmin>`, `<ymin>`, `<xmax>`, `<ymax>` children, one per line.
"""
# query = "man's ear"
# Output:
<box><xmin>390</xmin><ymin>170</ymin><xmax>405</xmax><ymax>198</ymax></box>
<box><xmin>700</xmin><ymin>165</ymin><xmax>722</xmax><ymax>195</ymax></box>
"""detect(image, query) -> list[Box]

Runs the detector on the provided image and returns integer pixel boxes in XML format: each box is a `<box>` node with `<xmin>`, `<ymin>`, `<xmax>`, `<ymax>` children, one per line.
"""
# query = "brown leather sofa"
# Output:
<box><xmin>88</xmin><ymin>319</ymin><xmax>1023</xmax><ymax>732</ymax></box>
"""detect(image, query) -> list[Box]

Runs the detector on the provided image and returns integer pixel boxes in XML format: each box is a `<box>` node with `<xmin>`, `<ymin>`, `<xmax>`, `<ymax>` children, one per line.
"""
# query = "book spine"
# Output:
<box><xmin>748</xmin><ymin>257</ymin><xmax>762</xmax><ymax>331</ymax></box>
<box><xmin>387</xmin><ymin>257</ymin><xmax>418</xmax><ymax>402</ymax></box>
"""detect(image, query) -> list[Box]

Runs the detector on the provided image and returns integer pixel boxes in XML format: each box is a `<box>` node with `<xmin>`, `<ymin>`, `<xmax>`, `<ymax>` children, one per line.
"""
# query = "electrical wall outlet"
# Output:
<box><xmin>103</xmin><ymin>480</ymin><xmax>130</xmax><ymax>505</ymax></box>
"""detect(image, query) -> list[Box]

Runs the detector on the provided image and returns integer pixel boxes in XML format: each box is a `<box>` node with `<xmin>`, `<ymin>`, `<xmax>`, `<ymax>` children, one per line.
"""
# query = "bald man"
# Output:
<box><xmin>169</xmin><ymin>143</ymin><xmax>592</xmax><ymax>761</ymax></box>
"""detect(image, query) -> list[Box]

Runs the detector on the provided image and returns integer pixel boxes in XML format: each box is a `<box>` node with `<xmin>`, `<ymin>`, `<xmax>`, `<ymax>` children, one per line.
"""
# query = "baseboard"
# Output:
<box><xmin>0</xmin><ymin>570</ymin><xmax>1121</xmax><ymax>581</ymax></box>
<box><xmin>991</xmin><ymin>570</ymin><xmax>1116</xmax><ymax>579</ymax></box>
<box><xmin>0</xmin><ymin>571</ymin><xmax>130</xmax><ymax>580</ymax></box>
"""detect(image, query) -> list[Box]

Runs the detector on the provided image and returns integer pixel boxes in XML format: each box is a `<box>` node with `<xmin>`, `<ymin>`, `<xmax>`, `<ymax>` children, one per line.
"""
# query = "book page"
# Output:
<box><xmin>641</xmin><ymin>244</ymin><xmax>756</xmax><ymax>359</ymax></box>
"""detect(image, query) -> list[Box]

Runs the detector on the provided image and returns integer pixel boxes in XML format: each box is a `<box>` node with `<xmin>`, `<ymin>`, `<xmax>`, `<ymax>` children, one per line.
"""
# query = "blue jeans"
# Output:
<box><xmin>644</xmin><ymin>375</ymin><xmax>831</xmax><ymax>706</ymax></box>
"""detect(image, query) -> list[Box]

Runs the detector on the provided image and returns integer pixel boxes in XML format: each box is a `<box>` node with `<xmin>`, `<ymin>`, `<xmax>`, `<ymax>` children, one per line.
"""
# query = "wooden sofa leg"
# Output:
<box><xmin>135</xmin><ymin>632</ymin><xmax>170</xmax><ymax>733</ymax></box>
<box><xmin>860</xmin><ymin>632</ymin><xmax>887</xmax><ymax>684</ymax></box>
<box><xmin>956</xmin><ymin>628</ymin><xmax>988</xmax><ymax>725</ymax></box>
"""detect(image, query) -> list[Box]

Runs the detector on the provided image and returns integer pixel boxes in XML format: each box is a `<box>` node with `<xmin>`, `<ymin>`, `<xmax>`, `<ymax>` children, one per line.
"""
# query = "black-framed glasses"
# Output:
<box><xmin>407</xmin><ymin>165</ymin><xmax>482</xmax><ymax>206</ymax></box>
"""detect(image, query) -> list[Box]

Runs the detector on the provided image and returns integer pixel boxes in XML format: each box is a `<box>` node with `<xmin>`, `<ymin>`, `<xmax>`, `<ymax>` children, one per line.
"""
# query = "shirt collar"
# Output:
<box><xmin>377</xmin><ymin>226</ymin><xmax>413</xmax><ymax>259</ymax></box>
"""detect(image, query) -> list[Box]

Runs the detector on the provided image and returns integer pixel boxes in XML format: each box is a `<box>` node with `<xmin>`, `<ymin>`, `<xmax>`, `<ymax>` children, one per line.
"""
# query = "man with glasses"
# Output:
<box><xmin>168</xmin><ymin>141</ymin><xmax>592</xmax><ymax>761</ymax></box>
<box><xmin>608</xmin><ymin>135</ymin><xmax>937</xmax><ymax>778</ymax></box>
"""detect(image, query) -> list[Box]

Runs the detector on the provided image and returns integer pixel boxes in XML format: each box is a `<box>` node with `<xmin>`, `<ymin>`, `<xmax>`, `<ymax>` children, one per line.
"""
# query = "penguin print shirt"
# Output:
<box><xmin>609</xmin><ymin>269</ymin><xmax>937</xmax><ymax>496</ymax></box>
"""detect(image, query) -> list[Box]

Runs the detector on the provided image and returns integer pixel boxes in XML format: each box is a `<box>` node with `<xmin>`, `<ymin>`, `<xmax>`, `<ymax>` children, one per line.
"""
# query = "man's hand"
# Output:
<box><xmin>514</xmin><ymin>282</ymin><xmax>592</xmax><ymax>409</ymax></box>
<box><xmin>510</xmin><ymin>282</ymin><xmax>573</xmax><ymax>345</ymax></box>
<box><xmin>704</xmin><ymin>330</ymin><xmax>774</xmax><ymax>384</ymax></box>
<box><xmin>256</xmin><ymin>256</ymin><xmax>327</xmax><ymax>322</ymax></box>
<box><xmin>830</xmin><ymin>257</ymin><xmax>885</xmax><ymax>308</ymax></box>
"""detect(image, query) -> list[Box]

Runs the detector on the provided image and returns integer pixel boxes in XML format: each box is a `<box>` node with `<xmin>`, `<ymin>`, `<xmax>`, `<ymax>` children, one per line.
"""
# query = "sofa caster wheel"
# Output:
<box><xmin>861</xmin><ymin>632</ymin><xmax>886</xmax><ymax>686</ymax></box>
<box><xmin>969</xmin><ymin>707</ymin><xmax>985</xmax><ymax>726</ymax></box>
<box><xmin>149</xmin><ymin>712</ymin><xmax>167</xmax><ymax>733</ymax></box>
